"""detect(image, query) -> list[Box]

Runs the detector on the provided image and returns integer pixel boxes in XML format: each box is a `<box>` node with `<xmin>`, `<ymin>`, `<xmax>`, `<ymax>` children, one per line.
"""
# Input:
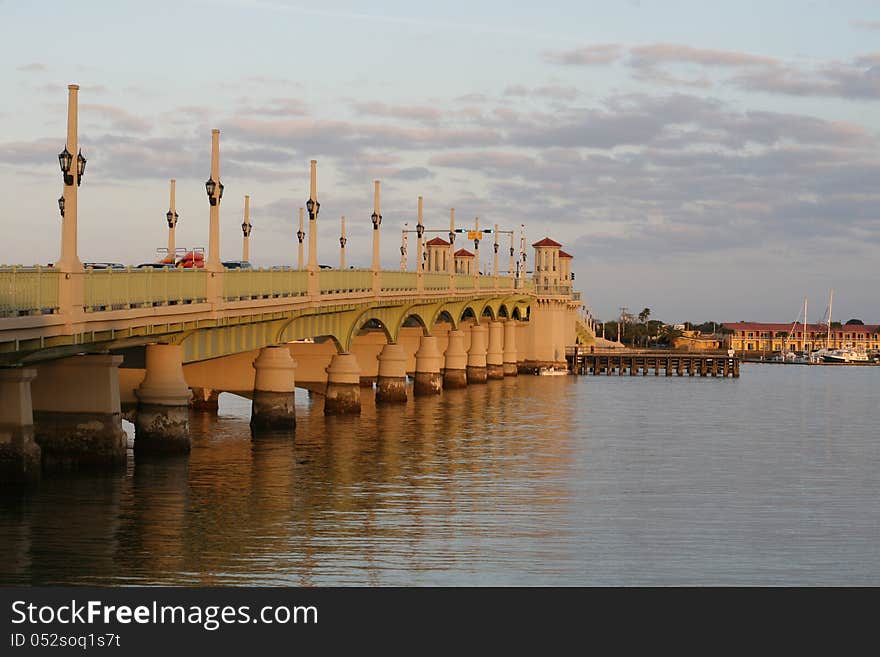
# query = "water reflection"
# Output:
<box><xmin>1</xmin><ymin>367</ymin><xmax>879</xmax><ymax>585</ymax></box>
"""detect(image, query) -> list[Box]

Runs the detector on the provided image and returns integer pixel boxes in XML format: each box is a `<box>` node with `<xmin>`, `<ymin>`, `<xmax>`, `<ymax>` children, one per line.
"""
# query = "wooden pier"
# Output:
<box><xmin>566</xmin><ymin>348</ymin><xmax>740</xmax><ymax>378</ymax></box>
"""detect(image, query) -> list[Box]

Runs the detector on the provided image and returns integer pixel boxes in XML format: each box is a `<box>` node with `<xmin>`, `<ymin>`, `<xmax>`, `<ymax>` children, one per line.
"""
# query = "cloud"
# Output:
<box><xmin>17</xmin><ymin>63</ymin><xmax>47</xmax><ymax>73</ymax></box>
<box><xmin>543</xmin><ymin>44</ymin><xmax>624</xmax><ymax>66</ymax></box>
<box><xmin>81</xmin><ymin>104</ymin><xmax>152</xmax><ymax>132</ymax></box>
<box><xmin>547</xmin><ymin>41</ymin><xmax>880</xmax><ymax>100</ymax></box>
<box><xmin>350</xmin><ymin>101</ymin><xmax>442</xmax><ymax>122</ymax></box>
<box><xmin>851</xmin><ymin>19</ymin><xmax>880</xmax><ymax>30</ymax></box>
<box><xmin>503</xmin><ymin>84</ymin><xmax>580</xmax><ymax>100</ymax></box>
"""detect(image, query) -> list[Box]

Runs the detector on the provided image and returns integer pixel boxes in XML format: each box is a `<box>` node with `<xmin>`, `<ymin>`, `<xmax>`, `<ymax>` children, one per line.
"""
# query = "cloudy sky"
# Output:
<box><xmin>1</xmin><ymin>0</ymin><xmax>878</xmax><ymax>323</ymax></box>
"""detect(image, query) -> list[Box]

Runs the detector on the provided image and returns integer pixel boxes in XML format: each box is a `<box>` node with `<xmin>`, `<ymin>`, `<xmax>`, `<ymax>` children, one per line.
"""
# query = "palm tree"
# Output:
<box><xmin>638</xmin><ymin>307</ymin><xmax>651</xmax><ymax>324</ymax></box>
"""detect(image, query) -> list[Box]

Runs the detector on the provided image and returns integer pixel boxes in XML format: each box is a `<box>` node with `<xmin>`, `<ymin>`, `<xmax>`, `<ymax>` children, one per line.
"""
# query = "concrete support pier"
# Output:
<box><xmin>503</xmin><ymin>320</ymin><xmax>518</xmax><ymax>376</ymax></box>
<box><xmin>486</xmin><ymin>321</ymin><xmax>505</xmax><ymax>380</ymax></box>
<box><xmin>443</xmin><ymin>329</ymin><xmax>468</xmax><ymax>389</ymax></box>
<box><xmin>376</xmin><ymin>343</ymin><xmax>407</xmax><ymax>403</ymax></box>
<box><xmin>189</xmin><ymin>387</ymin><xmax>219</xmax><ymax>412</ymax></box>
<box><xmin>325</xmin><ymin>353</ymin><xmax>361</xmax><ymax>415</ymax></box>
<box><xmin>413</xmin><ymin>335</ymin><xmax>443</xmax><ymax>395</ymax></box>
<box><xmin>466</xmin><ymin>323</ymin><xmax>489</xmax><ymax>384</ymax></box>
<box><xmin>251</xmin><ymin>346</ymin><xmax>297</xmax><ymax>431</ymax></box>
<box><xmin>32</xmin><ymin>354</ymin><xmax>127</xmax><ymax>469</ymax></box>
<box><xmin>135</xmin><ymin>344</ymin><xmax>192</xmax><ymax>454</ymax></box>
<box><xmin>0</xmin><ymin>368</ymin><xmax>41</xmax><ymax>484</ymax></box>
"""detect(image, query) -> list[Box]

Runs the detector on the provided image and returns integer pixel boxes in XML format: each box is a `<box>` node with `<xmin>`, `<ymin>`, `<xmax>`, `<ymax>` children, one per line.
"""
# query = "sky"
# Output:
<box><xmin>1</xmin><ymin>0</ymin><xmax>878</xmax><ymax>324</ymax></box>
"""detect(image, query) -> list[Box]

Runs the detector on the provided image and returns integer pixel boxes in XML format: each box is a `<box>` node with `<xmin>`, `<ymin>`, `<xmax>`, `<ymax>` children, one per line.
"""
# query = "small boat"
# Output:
<box><xmin>538</xmin><ymin>366</ymin><xmax>569</xmax><ymax>376</ymax></box>
<box><xmin>823</xmin><ymin>348</ymin><xmax>869</xmax><ymax>363</ymax></box>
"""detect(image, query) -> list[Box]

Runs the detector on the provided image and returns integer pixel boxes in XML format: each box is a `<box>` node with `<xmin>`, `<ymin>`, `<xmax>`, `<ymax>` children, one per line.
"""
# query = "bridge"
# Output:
<box><xmin>0</xmin><ymin>84</ymin><xmax>585</xmax><ymax>484</ymax></box>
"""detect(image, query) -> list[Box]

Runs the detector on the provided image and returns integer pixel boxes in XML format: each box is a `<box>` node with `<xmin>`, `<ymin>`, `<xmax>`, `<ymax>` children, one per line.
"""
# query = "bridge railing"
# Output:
<box><xmin>224</xmin><ymin>267</ymin><xmax>308</xmax><ymax>301</ymax></box>
<box><xmin>535</xmin><ymin>284</ymin><xmax>571</xmax><ymax>296</ymax></box>
<box><xmin>319</xmin><ymin>269</ymin><xmax>373</xmax><ymax>294</ymax></box>
<box><xmin>423</xmin><ymin>272</ymin><xmax>451</xmax><ymax>290</ymax></box>
<box><xmin>454</xmin><ymin>275</ymin><xmax>475</xmax><ymax>289</ymax></box>
<box><xmin>84</xmin><ymin>267</ymin><xmax>208</xmax><ymax>311</ymax></box>
<box><xmin>0</xmin><ymin>266</ymin><xmax>60</xmax><ymax>317</ymax></box>
<box><xmin>380</xmin><ymin>271</ymin><xmax>418</xmax><ymax>292</ymax></box>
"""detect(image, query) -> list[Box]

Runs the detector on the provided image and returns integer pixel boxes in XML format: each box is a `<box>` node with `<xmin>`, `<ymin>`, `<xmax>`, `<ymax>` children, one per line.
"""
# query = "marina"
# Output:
<box><xmin>566</xmin><ymin>349</ymin><xmax>741</xmax><ymax>378</ymax></box>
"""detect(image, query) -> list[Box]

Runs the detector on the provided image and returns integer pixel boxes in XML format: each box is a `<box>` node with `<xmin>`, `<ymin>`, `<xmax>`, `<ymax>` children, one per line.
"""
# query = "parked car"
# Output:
<box><xmin>84</xmin><ymin>262</ymin><xmax>125</xmax><ymax>270</ymax></box>
<box><xmin>136</xmin><ymin>262</ymin><xmax>176</xmax><ymax>269</ymax></box>
<box><xmin>222</xmin><ymin>260</ymin><xmax>253</xmax><ymax>270</ymax></box>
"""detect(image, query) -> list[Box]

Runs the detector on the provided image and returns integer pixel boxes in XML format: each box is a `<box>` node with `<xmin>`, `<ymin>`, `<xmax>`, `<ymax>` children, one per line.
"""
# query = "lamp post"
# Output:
<box><xmin>57</xmin><ymin>84</ymin><xmax>86</xmax><ymax>271</ymax></box>
<box><xmin>371</xmin><ymin>180</ymin><xmax>382</xmax><ymax>272</ymax></box>
<box><xmin>306</xmin><ymin>160</ymin><xmax>319</xmax><ymax>272</ymax></box>
<box><xmin>166</xmin><ymin>179</ymin><xmax>179</xmax><ymax>258</ymax></box>
<box><xmin>205</xmin><ymin>129</ymin><xmax>224</xmax><ymax>271</ymax></box>
<box><xmin>416</xmin><ymin>197</ymin><xmax>425</xmax><ymax>271</ymax></box>
<box><xmin>339</xmin><ymin>216</ymin><xmax>347</xmax><ymax>269</ymax></box>
<box><xmin>296</xmin><ymin>207</ymin><xmax>305</xmax><ymax>270</ymax></box>
<box><xmin>493</xmin><ymin>223</ymin><xmax>500</xmax><ymax>278</ymax></box>
<box><xmin>241</xmin><ymin>195</ymin><xmax>252</xmax><ymax>262</ymax></box>
<box><xmin>400</xmin><ymin>222</ymin><xmax>408</xmax><ymax>270</ymax></box>
<box><xmin>448</xmin><ymin>208</ymin><xmax>456</xmax><ymax>275</ymax></box>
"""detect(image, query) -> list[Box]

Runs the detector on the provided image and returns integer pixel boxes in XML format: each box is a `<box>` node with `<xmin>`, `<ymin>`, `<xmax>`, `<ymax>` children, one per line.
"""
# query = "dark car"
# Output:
<box><xmin>222</xmin><ymin>260</ymin><xmax>253</xmax><ymax>270</ymax></box>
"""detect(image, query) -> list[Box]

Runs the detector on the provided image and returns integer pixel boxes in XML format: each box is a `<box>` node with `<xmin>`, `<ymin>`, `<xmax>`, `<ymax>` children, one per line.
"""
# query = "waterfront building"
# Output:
<box><xmin>723</xmin><ymin>322</ymin><xmax>880</xmax><ymax>353</ymax></box>
<box><xmin>424</xmin><ymin>236</ymin><xmax>450</xmax><ymax>272</ymax></box>
<box><xmin>453</xmin><ymin>248</ymin><xmax>475</xmax><ymax>275</ymax></box>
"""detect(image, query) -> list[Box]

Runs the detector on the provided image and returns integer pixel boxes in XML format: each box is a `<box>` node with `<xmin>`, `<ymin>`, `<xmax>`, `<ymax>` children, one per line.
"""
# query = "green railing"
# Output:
<box><xmin>423</xmin><ymin>272</ymin><xmax>450</xmax><ymax>290</ymax></box>
<box><xmin>0</xmin><ymin>266</ymin><xmax>60</xmax><ymax>317</ymax></box>
<box><xmin>84</xmin><ymin>268</ymin><xmax>207</xmax><ymax>311</ymax></box>
<box><xmin>224</xmin><ymin>268</ymin><xmax>308</xmax><ymax>301</ymax></box>
<box><xmin>455</xmin><ymin>275</ymin><xmax>475</xmax><ymax>289</ymax></box>
<box><xmin>319</xmin><ymin>269</ymin><xmax>373</xmax><ymax>294</ymax></box>
<box><xmin>380</xmin><ymin>271</ymin><xmax>418</xmax><ymax>292</ymax></box>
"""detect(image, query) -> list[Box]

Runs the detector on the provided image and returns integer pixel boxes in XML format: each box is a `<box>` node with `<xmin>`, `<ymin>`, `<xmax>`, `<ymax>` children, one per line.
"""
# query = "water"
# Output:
<box><xmin>1</xmin><ymin>364</ymin><xmax>878</xmax><ymax>586</ymax></box>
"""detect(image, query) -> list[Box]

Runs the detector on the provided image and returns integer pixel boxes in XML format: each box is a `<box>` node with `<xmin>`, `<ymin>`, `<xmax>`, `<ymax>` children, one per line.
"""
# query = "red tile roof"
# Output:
<box><xmin>532</xmin><ymin>237</ymin><xmax>562</xmax><ymax>248</ymax></box>
<box><xmin>454</xmin><ymin>248</ymin><xmax>475</xmax><ymax>257</ymax></box>
<box><xmin>558</xmin><ymin>250</ymin><xmax>573</xmax><ymax>259</ymax></box>
<box><xmin>425</xmin><ymin>236</ymin><xmax>450</xmax><ymax>246</ymax></box>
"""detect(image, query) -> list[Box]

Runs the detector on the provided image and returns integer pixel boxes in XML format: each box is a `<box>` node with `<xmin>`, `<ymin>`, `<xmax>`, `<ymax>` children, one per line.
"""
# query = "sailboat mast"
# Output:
<box><xmin>826</xmin><ymin>289</ymin><xmax>834</xmax><ymax>349</ymax></box>
<box><xmin>804</xmin><ymin>297</ymin><xmax>808</xmax><ymax>352</ymax></box>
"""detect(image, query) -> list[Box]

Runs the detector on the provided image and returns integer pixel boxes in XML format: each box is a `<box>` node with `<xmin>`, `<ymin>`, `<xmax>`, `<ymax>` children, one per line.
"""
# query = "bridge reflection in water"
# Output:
<box><xmin>0</xmin><ymin>376</ymin><xmax>578</xmax><ymax>586</ymax></box>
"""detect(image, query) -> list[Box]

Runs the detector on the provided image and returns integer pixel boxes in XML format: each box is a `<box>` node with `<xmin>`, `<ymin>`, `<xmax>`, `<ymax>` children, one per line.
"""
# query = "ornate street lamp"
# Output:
<box><xmin>340</xmin><ymin>234</ymin><xmax>347</xmax><ymax>249</ymax></box>
<box><xmin>57</xmin><ymin>195</ymin><xmax>65</xmax><ymax>217</ymax></box>
<box><xmin>306</xmin><ymin>197</ymin><xmax>320</xmax><ymax>220</ymax></box>
<box><xmin>241</xmin><ymin>220</ymin><xmax>252</xmax><ymax>237</ymax></box>
<box><xmin>205</xmin><ymin>177</ymin><xmax>217</xmax><ymax>205</ymax></box>
<box><xmin>297</xmin><ymin>226</ymin><xmax>305</xmax><ymax>243</ymax></box>
<box><xmin>58</xmin><ymin>146</ymin><xmax>73</xmax><ymax>186</ymax></box>
<box><xmin>371</xmin><ymin>210</ymin><xmax>382</xmax><ymax>229</ymax></box>
<box><xmin>166</xmin><ymin>209</ymin><xmax>179</xmax><ymax>229</ymax></box>
<box><xmin>76</xmin><ymin>149</ymin><xmax>86</xmax><ymax>186</ymax></box>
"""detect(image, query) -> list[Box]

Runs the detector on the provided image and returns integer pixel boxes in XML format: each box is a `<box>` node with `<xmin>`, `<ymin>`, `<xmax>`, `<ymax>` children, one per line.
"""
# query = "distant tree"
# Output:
<box><xmin>830</xmin><ymin>321</ymin><xmax>842</xmax><ymax>328</ymax></box>
<box><xmin>845</xmin><ymin>318</ymin><xmax>864</xmax><ymax>325</ymax></box>
<box><xmin>638</xmin><ymin>307</ymin><xmax>651</xmax><ymax>324</ymax></box>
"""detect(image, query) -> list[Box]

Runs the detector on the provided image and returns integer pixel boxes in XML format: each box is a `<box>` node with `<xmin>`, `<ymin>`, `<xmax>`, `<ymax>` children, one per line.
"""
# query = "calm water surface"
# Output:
<box><xmin>1</xmin><ymin>364</ymin><xmax>878</xmax><ymax>585</ymax></box>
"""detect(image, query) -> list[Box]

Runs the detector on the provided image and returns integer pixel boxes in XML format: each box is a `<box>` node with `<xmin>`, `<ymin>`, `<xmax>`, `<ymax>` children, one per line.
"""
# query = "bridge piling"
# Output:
<box><xmin>502</xmin><ymin>319</ymin><xmax>518</xmax><ymax>376</ymax></box>
<box><xmin>443</xmin><ymin>329</ymin><xmax>468</xmax><ymax>389</ymax></box>
<box><xmin>324</xmin><ymin>353</ymin><xmax>361</xmax><ymax>415</ymax></box>
<box><xmin>134</xmin><ymin>345</ymin><xmax>192</xmax><ymax>454</ymax></box>
<box><xmin>376</xmin><ymin>343</ymin><xmax>408</xmax><ymax>403</ymax></box>
<box><xmin>466</xmin><ymin>323</ymin><xmax>489</xmax><ymax>384</ymax></box>
<box><xmin>413</xmin><ymin>335</ymin><xmax>443</xmax><ymax>396</ymax></box>
<box><xmin>486</xmin><ymin>321</ymin><xmax>505</xmax><ymax>379</ymax></box>
<box><xmin>31</xmin><ymin>354</ymin><xmax>127</xmax><ymax>469</ymax></box>
<box><xmin>250</xmin><ymin>346</ymin><xmax>297</xmax><ymax>431</ymax></box>
<box><xmin>0</xmin><ymin>367</ymin><xmax>41</xmax><ymax>484</ymax></box>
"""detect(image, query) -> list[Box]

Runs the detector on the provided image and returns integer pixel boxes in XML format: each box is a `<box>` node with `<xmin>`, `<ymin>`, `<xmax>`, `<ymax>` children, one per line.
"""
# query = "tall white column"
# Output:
<box><xmin>416</xmin><ymin>196</ymin><xmax>425</xmax><ymax>271</ymax></box>
<box><xmin>242</xmin><ymin>194</ymin><xmax>251</xmax><ymax>262</ymax></box>
<box><xmin>58</xmin><ymin>84</ymin><xmax>82</xmax><ymax>271</ymax></box>
<box><xmin>307</xmin><ymin>160</ymin><xmax>318</xmax><ymax>272</ymax></box>
<box><xmin>297</xmin><ymin>207</ymin><xmax>304</xmax><ymax>270</ymax></box>
<box><xmin>206</xmin><ymin>129</ymin><xmax>222</xmax><ymax>271</ymax></box>
<box><xmin>371</xmin><ymin>180</ymin><xmax>381</xmax><ymax>272</ymax></box>
<box><xmin>340</xmin><ymin>216</ymin><xmax>347</xmax><ymax>269</ymax></box>
<box><xmin>167</xmin><ymin>179</ymin><xmax>177</xmax><ymax>256</ymax></box>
